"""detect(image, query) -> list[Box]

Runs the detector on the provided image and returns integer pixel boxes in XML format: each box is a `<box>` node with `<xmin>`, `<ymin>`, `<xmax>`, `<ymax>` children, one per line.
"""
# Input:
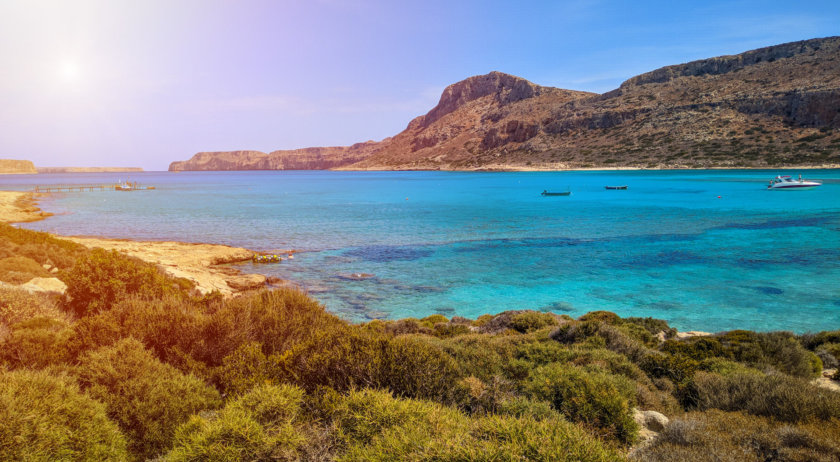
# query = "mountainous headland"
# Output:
<box><xmin>0</xmin><ymin>159</ymin><xmax>37</xmax><ymax>174</ymax></box>
<box><xmin>169</xmin><ymin>36</ymin><xmax>840</xmax><ymax>172</ymax></box>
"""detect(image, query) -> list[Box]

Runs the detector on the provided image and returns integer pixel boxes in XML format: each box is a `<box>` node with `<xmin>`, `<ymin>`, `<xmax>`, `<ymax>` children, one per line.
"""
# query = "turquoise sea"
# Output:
<box><xmin>4</xmin><ymin>169</ymin><xmax>840</xmax><ymax>333</ymax></box>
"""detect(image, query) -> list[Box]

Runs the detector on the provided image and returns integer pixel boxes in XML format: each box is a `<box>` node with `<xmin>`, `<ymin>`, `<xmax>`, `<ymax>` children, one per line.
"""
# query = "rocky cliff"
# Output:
<box><xmin>0</xmin><ymin>159</ymin><xmax>37</xmax><ymax>174</ymax></box>
<box><xmin>169</xmin><ymin>143</ymin><xmax>380</xmax><ymax>171</ymax></box>
<box><xmin>170</xmin><ymin>36</ymin><xmax>840</xmax><ymax>171</ymax></box>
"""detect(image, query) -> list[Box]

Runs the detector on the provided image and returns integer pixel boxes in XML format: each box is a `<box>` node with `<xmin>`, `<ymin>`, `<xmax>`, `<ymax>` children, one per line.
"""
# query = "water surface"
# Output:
<box><xmin>6</xmin><ymin>169</ymin><xmax>839</xmax><ymax>332</ymax></box>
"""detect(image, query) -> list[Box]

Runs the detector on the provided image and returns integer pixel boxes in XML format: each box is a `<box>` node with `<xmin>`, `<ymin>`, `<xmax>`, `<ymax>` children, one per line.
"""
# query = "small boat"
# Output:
<box><xmin>541</xmin><ymin>190</ymin><xmax>571</xmax><ymax>196</ymax></box>
<box><xmin>605</xmin><ymin>185</ymin><xmax>628</xmax><ymax>190</ymax></box>
<box><xmin>115</xmin><ymin>181</ymin><xmax>134</xmax><ymax>191</ymax></box>
<box><xmin>767</xmin><ymin>175</ymin><xmax>821</xmax><ymax>190</ymax></box>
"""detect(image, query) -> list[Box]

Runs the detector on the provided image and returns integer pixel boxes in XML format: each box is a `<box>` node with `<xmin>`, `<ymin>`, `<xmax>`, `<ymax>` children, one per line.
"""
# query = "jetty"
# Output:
<box><xmin>33</xmin><ymin>182</ymin><xmax>155</xmax><ymax>193</ymax></box>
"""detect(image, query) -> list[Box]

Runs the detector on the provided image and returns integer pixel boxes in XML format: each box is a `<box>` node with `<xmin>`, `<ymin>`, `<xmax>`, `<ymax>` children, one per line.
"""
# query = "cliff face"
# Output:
<box><xmin>0</xmin><ymin>159</ymin><xmax>37</xmax><ymax>174</ymax></box>
<box><xmin>169</xmin><ymin>36</ymin><xmax>840</xmax><ymax>171</ymax></box>
<box><xmin>169</xmin><ymin>143</ymin><xmax>380</xmax><ymax>171</ymax></box>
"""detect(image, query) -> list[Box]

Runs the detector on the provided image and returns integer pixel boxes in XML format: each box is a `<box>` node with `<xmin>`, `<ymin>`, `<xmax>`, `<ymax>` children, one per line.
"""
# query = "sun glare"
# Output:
<box><xmin>59</xmin><ymin>59</ymin><xmax>81</xmax><ymax>82</ymax></box>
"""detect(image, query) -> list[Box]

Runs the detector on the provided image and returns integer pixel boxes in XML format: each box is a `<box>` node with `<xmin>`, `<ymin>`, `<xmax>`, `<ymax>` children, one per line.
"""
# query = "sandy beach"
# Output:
<box><xmin>0</xmin><ymin>190</ymin><xmax>265</xmax><ymax>295</ymax></box>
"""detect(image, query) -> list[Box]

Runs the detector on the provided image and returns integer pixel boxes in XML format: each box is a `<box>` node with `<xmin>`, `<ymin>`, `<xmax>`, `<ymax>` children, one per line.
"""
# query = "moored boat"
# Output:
<box><xmin>541</xmin><ymin>190</ymin><xmax>571</xmax><ymax>196</ymax></box>
<box><xmin>605</xmin><ymin>185</ymin><xmax>628</xmax><ymax>190</ymax></box>
<box><xmin>767</xmin><ymin>175</ymin><xmax>821</xmax><ymax>190</ymax></box>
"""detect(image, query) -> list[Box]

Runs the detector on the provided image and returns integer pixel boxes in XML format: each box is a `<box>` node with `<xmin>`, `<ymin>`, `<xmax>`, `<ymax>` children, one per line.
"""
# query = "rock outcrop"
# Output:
<box><xmin>0</xmin><ymin>159</ymin><xmax>37</xmax><ymax>174</ymax></box>
<box><xmin>169</xmin><ymin>36</ymin><xmax>840</xmax><ymax>171</ymax></box>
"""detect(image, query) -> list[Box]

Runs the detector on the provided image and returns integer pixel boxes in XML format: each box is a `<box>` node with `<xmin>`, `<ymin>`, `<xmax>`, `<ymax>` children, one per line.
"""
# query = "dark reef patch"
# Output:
<box><xmin>750</xmin><ymin>286</ymin><xmax>784</xmax><ymax>295</ymax></box>
<box><xmin>343</xmin><ymin>245</ymin><xmax>433</xmax><ymax>262</ymax></box>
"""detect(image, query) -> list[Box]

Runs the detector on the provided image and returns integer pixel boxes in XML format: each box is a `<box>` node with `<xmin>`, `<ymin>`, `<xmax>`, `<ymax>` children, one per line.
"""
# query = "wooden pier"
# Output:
<box><xmin>33</xmin><ymin>182</ymin><xmax>155</xmax><ymax>193</ymax></box>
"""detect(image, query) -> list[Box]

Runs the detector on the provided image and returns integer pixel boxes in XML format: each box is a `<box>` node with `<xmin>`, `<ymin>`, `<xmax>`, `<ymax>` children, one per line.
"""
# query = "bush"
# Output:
<box><xmin>0</xmin><ymin>368</ymin><xmax>128</xmax><ymax>460</ymax></box>
<box><xmin>690</xmin><ymin>372</ymin><xmax>840</xmax><ymax>422</ymax></box>
<box><xmin>333</xmin><ymin>389</ymin><xmax>622</xmax><ymax>462</ymax></box>
<box><xmin>815</xmin><ymin>343</ymin><xmax>840</xmax><ymax>369</ymax></box>
<box><xmin>167</xmin><ymin>384</ymin><xmax>308</xmax><ymax>461</ymax></box>
<box><xmin>718</xmin><ymin>330</ymin><xmax>820</xmax><ymax>378</ymax></box>
<box><xmin>630</xmin><ymin>410</ymin><xmax>840</xmax><ymax>461</ymax></box>
<box><xmin>0</xmin><ymin>286</ymin><xmax>68</xmax><ymax>329</ymax></box>
<box><xmin>0</xmin><ymin>255</ymin><xmax>51</xmax><ymax>283</ymax></box>
<box><xmin>525</xmin><ymin>363</ymin><xmax>638</xmax><ymax>444</ymax></box>
<box><xmin>509</xmin><ymin>311</ymin><xmax>559</xmax><ymax>333</ymax></box>
<box><xmin>625</xmin><ymin>316</ymin><xmax>677</xmax><ymax>339</ymax></box>
<box><xmin>76</xmin><ymin>338</ymin><xmax>222</xmax><ymax>460</ymax></box>
<box><xmin>61</xmin><ymin>248</ymin><xmax>186</xmax><ymax>317</ymax></box>
<box><xmin>0</xmin><ymin>316</ymin><xmax>73</xmax><ymax>369</ymax></box>
<box><xmin>0</xmin><ymin>222</ymin><xmax>86</xmax><ymax>270</ymax></box>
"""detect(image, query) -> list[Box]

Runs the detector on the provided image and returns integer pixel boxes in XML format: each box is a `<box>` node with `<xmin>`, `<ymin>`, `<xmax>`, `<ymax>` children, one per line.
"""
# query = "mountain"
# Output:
<box><xmin>169</xmin><ymin>143</ymin><xmax>379</xmax><ymax>171</ymax></box>
<box><xmin>170</xmin><ymin>37</ymin><xmax>840</xmax><ymax>171</ymax></box>
<box><xmin>0</xmin><ymin>159</ymin><xmax>37</xmax><ymax>174</ymax></box>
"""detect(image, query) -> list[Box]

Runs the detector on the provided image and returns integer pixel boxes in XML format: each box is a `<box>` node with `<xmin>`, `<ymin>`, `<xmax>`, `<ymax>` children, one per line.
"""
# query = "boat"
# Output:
<box><xmin>541</xmin><ymin>190</ymin><xmax>571</xmax><ymax>196</ymax></box>
<box><xmin>605</xmin><ymin>185</ymin><xmax>628</xmax><ymax>190</ymax></box>
<box><xmin>115</xmin><ymin>181</ymin><xmax>134</xmax><ymax>191</ymax></box>
<box><xmin>767</xmin><ymin>175</ymin><xmax>822</xmax><ymax>190</ymax></box>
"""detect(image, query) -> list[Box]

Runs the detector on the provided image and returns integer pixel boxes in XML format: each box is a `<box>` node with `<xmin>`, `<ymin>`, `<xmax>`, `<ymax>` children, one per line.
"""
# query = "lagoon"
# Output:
<box><xmin>6</xmin><ymin>169</ymin><xmax>840</xmax><ymax>332</ymax></box>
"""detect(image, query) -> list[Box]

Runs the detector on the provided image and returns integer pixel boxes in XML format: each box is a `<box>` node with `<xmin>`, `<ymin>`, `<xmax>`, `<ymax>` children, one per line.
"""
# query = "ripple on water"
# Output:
<box><xmin>343</xmin><ymin>245</ymin><xmax>434</xmax><ymax>262</ymax></box>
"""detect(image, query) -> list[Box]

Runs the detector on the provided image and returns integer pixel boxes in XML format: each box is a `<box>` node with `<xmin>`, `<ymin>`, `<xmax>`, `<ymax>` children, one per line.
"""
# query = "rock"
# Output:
<box><xmin>226</xmin><ymin>274</ymin><xmax>267</xmax><ymax>291</ymax></box>
<box><xmin>640</xmin><ymin>410</ymin><xmax>669</xmax><ymax>432</ymax></box>
<box><xmin>676</xmin><ymin>331</ymin><xmax>713</xmax><ymax>340</ymax></box>
<box><xmin>20</xmin><ymin>277</ymin><xmax>67</xmax><ymax>295</ymax></box>
<box><xmin>812</xmin><ymin>369</ymin><xmax>840</xmax><ymax>393</ymax></box>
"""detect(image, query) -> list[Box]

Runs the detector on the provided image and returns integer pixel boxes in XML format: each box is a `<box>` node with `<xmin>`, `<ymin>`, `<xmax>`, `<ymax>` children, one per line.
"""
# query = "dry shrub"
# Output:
<box><xmin>691</xmin><ymin>371</ymin><xmax>840</xmax><ymax>422</ymax></box>
<box><xmin>0</xmin><ymin>255</ymin><xmax>51</xmax><ymax>283</ymax></box>
<box><xmin>630</xmin><ymin>410</ymin><xmax>840</xmax><ymax>461</ymax></box>
<box><xmin>0</xmin><ymin>286</ymin><xmax>67</xmax><ymax>328</ymax></box>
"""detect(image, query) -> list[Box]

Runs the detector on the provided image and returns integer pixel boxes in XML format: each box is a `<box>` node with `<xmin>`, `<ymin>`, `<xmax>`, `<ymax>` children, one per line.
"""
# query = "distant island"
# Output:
<box><xmin>36</xmin><ymin>167</ymin><xmax>144</xmax><ymax>173</ymax></box>
<box><xmin>0</xmin><ymin>160</ymin><xmax>144</xmax><ymax>175</ymax></box>
<box><xmin>170</xmin><ymin>36</ymin><xmax>840</xmax><ymax>172</ymax></box>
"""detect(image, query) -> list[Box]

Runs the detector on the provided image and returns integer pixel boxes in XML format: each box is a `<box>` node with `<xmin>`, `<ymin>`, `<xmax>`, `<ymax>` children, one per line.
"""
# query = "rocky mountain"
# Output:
<box><xmin>0</xmin><ymin>159</ymin><xmax>37</xmax><ymax>174</ymax></box>
<box><xmin>170</xmin><ymin>36</ymin><xmax>840</xmax><ymax>171</ymax></box>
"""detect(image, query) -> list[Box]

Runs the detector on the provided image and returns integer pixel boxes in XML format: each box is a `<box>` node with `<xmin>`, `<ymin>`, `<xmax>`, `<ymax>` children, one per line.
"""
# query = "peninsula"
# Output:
<box><xmin>170</xmin><ymin>36</ymin><xmax>840</xmax><ymax>172</ymax></box>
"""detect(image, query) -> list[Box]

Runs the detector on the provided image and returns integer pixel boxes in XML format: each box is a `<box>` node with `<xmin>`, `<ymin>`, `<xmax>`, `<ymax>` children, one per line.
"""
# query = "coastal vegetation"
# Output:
<box><xmin>1</xmin><ymin>222</ymin><xmax>839</xmax><ymax>460</ymax></box>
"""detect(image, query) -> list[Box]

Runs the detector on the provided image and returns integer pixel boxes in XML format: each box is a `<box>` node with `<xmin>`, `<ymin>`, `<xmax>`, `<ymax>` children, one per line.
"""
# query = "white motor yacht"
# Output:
<box><xmin>767</xmin><ymin>175</ymin><xmax>821</xmax><ymax>190</ymax></box>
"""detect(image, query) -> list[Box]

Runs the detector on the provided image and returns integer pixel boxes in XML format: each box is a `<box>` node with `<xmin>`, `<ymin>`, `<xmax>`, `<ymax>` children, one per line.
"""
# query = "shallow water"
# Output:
<box><xmin>6</xmin><ymin>169</ymin><xmax>840</xmax><ymax>332</ymax></box>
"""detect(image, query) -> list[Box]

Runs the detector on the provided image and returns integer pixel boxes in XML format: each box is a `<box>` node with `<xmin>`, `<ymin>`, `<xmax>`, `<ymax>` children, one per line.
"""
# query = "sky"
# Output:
<box><xmin>0</xmin><ymin>0</ymin><xmax>838</xmax><ymax>171</ymax></box>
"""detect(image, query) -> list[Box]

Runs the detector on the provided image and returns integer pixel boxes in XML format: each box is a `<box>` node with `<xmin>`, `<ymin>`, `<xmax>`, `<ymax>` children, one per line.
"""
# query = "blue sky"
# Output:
<box><xmin>0</xmin><ymin>0</ymin><xmax>837</xmax><ymax>170</ymax></box>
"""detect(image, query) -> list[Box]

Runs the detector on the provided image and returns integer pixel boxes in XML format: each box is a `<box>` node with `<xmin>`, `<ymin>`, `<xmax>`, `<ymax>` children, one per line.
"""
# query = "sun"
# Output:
<box><xmin>58</xmin><ymin>59</ymin><xmax>81</xmax><ymax>82</ymax></box>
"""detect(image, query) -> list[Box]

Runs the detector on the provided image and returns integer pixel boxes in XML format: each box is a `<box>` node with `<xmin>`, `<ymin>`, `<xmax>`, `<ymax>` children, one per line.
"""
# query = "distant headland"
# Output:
<box><xmin>0</xmin><ymin>160</ymin><xmax>144</xmax><ymax>175</ymax></box>
<box><xmin>170</xmin><ymin>36</ymin><xmax>840</xmax><ymax>172</ymax></box>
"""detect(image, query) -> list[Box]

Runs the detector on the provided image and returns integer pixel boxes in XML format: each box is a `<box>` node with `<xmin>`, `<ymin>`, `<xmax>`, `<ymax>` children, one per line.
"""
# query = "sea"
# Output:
<box><xmin>4</xmin><ymin>169</ymin><xmax>839</xmax><ymax>333</ymax></box>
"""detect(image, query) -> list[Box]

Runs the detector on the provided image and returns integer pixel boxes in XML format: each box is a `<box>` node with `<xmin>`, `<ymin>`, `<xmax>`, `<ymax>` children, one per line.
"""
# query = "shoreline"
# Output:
<box><xmin>0</xmin><ymin>190</ymin><xmax>267</xmax><ymax>296</ymax></box>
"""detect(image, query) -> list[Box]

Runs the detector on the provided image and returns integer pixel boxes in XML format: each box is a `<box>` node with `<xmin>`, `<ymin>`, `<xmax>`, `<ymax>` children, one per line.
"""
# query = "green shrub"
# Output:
<box><xmin>625</xmin><ymin>316</ymin><xmax>677</xmax><ymax>339</ymax></box>
<box><xmin>334</xmin><ymin>389</ymin><xmax>622</xmax><ymax>461</ymax></box>
<box><xmin>0</xmin><ymin>368</ymin><xmax>128</xmax><ymax>460</ymax></box>
<box><xmin>509</xmin><ymin>311</ymin><xmax>559</xmax><ymax>333</ymax></box>
<box><xmin>663</xmin><ymin>337</ymin><xmax>731</xmax><ymax>361</ymax></box>
<box><xmin>166</xmin><ymin>384</ymin><xmax>308</xmax><ymax>461</ymax></box>
<box><xmin>630</xmin><ymin>410</ymin><xmax>840</xmax><ymax>461</ymax></box>
<box><xmin>815</xmin><ymin>343</ymin><xmax>840</xmax><ymax>369</ymax></box>
<box><xmin>61</xmin><ymin>248</ymin><xmax>186</xmax><ymax>317</ymax></box>
<box><xmin>419</xmin><ymin>314</ymin><xmax>448</xmax><ymax>327</ymax></box>
<box><xmin>0</xmin><ymin>222</ymin><xmax>86</xmax><ymax>270</ymax></box>
<box><xmin>691</xmin><ymin>371</ymin><xmax>840</xmax><ymax>422</ymax></box>
<box><xmin>718</xmin><ymin>330</ymin><xmax>819</xmax><ymax>378</ymax></box>
<box><xmin>526</xmin><ymin>363</ymin><xmax>638</xmax><ymax>444</ymax></box>
<box><xmin>0</xmin><ymin>286</ymin><xmax>68</xmax><ymax>328</ymax></box>
<box><xmin>279</xmin><ymin>330</ymin><xmax>461</xmax><ymax>403</ymax></box>
<box><xmin>0</xmin><ymin>316</ymin><xmax>73</xmax><ymax>369</ymax></box>
<box><xmin>578</xmin><ymin>311</ymin><xmax>623</xmax><ymax>324</ymax></box>
<box><xmin>76</xmin><ymin>338</ymin><xmax>222</xmax><ymax>460</ymax></box>
<box><xmin>0</xmin><ymin>255</ymin><xmax>51</xmax><ymax>283</ymax></box>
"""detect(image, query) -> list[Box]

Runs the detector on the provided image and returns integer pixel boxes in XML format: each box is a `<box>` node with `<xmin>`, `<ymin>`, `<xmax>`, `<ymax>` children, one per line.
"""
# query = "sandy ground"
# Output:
<box><xmin>0</xmin><ymin>191</ymin><xmax>52</xmax><ymax>223</ymax></box>
<box><xmin>64</xmin><ymin>237</ymin><xmax>266</xmax><ymax>296</ymax></box>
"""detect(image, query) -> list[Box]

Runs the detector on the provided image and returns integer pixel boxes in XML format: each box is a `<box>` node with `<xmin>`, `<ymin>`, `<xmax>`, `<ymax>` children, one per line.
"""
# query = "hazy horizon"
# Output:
<box><xmin>1</xmin><ymin>0</ymin><xmax>838</xmax><ymax>170</ymax></box>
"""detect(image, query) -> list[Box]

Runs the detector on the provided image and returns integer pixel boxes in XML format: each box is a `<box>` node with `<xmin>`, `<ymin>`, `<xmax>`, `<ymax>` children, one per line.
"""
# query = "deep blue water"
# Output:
<box><xmin>4</xmin><ymin>169</ymin><xmax>839</xmax><ymax>332</ymax></box>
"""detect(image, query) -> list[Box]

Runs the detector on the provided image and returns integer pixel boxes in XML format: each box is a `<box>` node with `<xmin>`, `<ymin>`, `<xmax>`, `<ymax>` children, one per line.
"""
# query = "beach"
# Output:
<box><xmin>0</xmin><ymin>190</ymin><xmax>265</xmax><ymax>296</ymax></box>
